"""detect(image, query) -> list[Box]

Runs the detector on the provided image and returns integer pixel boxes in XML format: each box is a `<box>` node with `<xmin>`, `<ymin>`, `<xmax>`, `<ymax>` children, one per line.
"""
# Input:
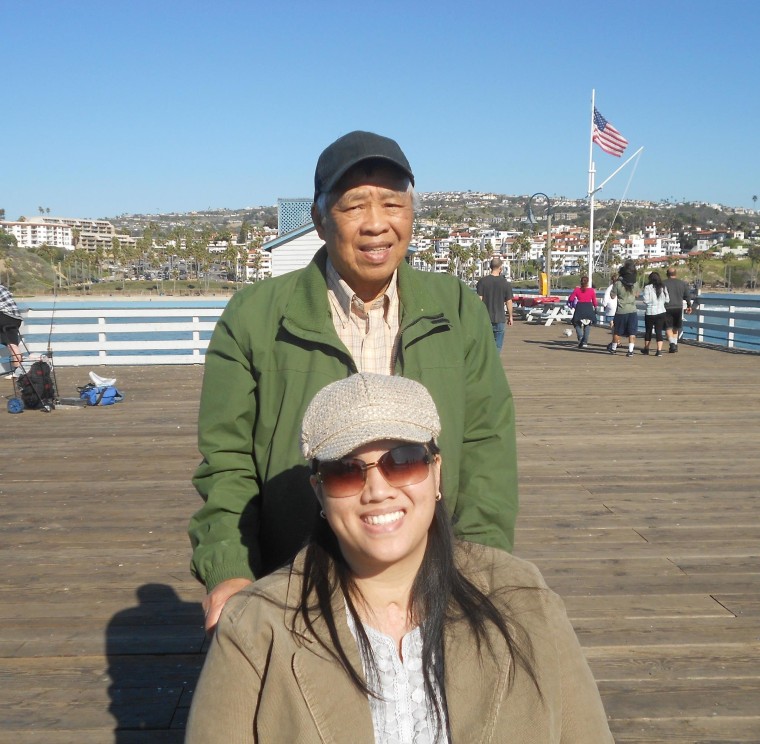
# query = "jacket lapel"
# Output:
<box><xmin>285</xmin><ymin>560</ymin><xmax>375</xmax><ymax>743</ymax></box>
<box><xmin>280</xmin><ymin>247</ymin><xmax>354</xmax><ymax>367</ymax></box>
<box><xmin>444</xmin><ymin>621</ymin><xmax>512</xmax><ymax>744</ymax></box>
<box><xmin>445</xmin><ymin>551</ymin><xmax>513</xmax><ymax>744</ymax></box>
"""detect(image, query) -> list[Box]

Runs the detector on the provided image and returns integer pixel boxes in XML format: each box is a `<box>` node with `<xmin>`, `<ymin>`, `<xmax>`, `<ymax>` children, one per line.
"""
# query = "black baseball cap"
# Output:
<box><xmin>314</xmin><ymin>131</ymin><xmax>414</xmax><ymax>201</ymax></box>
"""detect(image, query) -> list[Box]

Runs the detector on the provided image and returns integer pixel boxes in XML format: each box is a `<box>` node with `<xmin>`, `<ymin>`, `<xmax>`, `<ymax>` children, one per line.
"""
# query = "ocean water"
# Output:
<box><xmin>18</xmin><ymin>298</ymin><xmax>228</xmax><ymax>359</ymax></box>
<box><xmin>17</xmin><ymin>293</ymin><xmax>760</xmax><ymax>356</ymax></box>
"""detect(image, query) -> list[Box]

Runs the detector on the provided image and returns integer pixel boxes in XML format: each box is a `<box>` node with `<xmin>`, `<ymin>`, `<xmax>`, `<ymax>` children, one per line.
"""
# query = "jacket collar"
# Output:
<box><xmin>281</xmin><ymin>246</ymin><xmax>451</xmax><ymax>343</ymax></box>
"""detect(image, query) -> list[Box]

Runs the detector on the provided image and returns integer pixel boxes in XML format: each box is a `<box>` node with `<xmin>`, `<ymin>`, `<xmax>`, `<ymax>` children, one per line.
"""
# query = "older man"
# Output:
<box><xmin>663</xmin><ymin>267</ymin><xmax>693</xmax><ymax>352</ymax></box>
<box><xmin>190</xmin><ymin>131</ymin><xmax>519</xmax><ymax>631</ymax></box>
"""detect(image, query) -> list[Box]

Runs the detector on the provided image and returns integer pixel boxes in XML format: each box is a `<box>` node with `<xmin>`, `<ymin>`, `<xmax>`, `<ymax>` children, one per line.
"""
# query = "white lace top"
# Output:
<box><xmin>346</xmin><ymin>608</ymin><xmax>449</xmax><ymax>744</ymax></box>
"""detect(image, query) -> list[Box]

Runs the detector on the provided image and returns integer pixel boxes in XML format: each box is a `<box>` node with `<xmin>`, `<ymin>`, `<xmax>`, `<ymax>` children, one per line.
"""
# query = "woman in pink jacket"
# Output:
<box><xmin>567</xmin><ymin>275</ymin><xmax>599</xmax><ymax>349</ymax></box>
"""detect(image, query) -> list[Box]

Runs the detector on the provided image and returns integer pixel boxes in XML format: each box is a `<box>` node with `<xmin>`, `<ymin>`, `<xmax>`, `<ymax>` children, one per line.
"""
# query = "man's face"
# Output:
<box><xmin>314</xmin><ymin>163</ymin><xmax>413</xmax><ymax>302</ymax></box>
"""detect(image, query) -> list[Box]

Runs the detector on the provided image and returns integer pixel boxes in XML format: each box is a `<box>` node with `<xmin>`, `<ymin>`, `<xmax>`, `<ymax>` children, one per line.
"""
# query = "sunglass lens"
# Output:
<box><xmin>380</xmin><ymin>445</ymin><xmax>430</xmax><ymax>487</ymax></box>
<box><xmin>319</xmin><ymin>459</ymin><xmax>365</xmax><ymax>497</ymax></box>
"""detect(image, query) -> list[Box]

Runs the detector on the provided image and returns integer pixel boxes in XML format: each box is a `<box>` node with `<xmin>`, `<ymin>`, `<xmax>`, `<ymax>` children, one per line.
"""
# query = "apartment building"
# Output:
<box><xmin>0</xmin><ymin>216</ymin><xmax>136</xmax><ymax>254</ymax></box>
<box><xmin>1</xmin><ymin>218</ymin><xmax>74</xmax><ymax>250</ymax></box>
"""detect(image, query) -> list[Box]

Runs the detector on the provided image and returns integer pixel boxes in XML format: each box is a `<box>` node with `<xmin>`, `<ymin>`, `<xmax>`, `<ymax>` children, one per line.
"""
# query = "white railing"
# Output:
<box><xmin>685</xmin><ymin>298</ymin><xmax>760</xmax><ymax>352</ymax></box>
<box><xmin>5</xmin><ymin>305</ymin><xmax>226</xmax><ymax>369</ymax></box>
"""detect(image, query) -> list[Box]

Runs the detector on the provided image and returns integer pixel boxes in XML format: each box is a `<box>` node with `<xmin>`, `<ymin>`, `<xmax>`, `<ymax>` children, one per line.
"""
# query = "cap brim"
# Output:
<box><xmin>313</xmin><ymin>420</ymin><xmax>434</xmax><ymax>462</ymax></box>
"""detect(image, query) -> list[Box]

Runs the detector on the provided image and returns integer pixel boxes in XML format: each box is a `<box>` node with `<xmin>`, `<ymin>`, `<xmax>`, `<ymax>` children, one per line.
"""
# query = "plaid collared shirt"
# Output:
<box><xmin>326</xmin><ymin>258</ymin><xmax>400</xmax><ymax>375</ymax></box>
<box><xmin>0</xmin><ymin>285</ymin><xmax>21</xmax><ymax>319</ymax></box>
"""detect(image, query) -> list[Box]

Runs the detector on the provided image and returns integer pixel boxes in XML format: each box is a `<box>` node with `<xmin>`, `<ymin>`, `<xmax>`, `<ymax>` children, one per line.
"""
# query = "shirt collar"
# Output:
<box><xmin>326</xmin><ymin>257</ymin><xmax>398</xmax><ymax>318</ymax></box>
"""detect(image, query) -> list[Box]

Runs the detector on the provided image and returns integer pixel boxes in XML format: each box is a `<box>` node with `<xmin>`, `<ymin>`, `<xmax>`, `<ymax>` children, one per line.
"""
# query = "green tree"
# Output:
<box><xmin>747</xmin><ymin>244</ymin><xmax>760</xmax><ymax>288</ymax></box>
<box><xmin>447</xmin><ymin>243</ymin><xmax>472</xmax><ymax>280</ymax></box>
<box><xmin>0</xmin><ymin>230</ymin><xmax>18</xmax><ymax>254</ymax></box>
<box><xmin>416</xmin><ymin>248</ymin><xmax>436</xmax><ymax>271</ymax></box>
<box><xmin>686</xmin><ymin>252</ymin><xmax>707</xmax><ymax>284</ymax></box>
<box><xmin>511</xmin><ymin>235</ymin><xmax>531</xmax><ymax>280</ymax></box>
<box><xmin>720</xmin><ymin>251</ymin><xmax>735</xmax><ymax>289</ymax></box>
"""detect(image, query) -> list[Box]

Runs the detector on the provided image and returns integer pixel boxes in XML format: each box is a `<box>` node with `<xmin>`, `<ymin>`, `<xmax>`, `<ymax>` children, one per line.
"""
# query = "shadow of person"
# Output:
<box><xmin>106</xmin><ymin>583</ymin><xmax>205</xmax><ymax>742</ymax></box>
<box><xmin>240</xmin><ymin>464</ymin><xmax>319</xmax><ymax>579</ymax></box>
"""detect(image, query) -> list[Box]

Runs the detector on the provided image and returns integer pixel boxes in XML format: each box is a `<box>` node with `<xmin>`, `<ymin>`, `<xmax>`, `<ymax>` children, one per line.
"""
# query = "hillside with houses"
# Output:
<box><xmin>2</xmin><ymin>194</ymin><xmax>759</xmax><ymax>292</ymax></box>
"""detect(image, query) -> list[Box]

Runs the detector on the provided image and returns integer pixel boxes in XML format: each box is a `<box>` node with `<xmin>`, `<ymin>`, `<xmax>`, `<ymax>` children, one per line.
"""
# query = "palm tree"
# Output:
<box><xmin>447</xmin><ymin>243</ymin><xmax>470</xmax><ymax>280</ymax></box>
<box><xmin>747</xmin><ymin>244</ymin><xmax>760</xmax><ymax>288</ymax></box>
<box><xmin>721</xmin><ymin>251</ymin><xmax>735</xmax><ymax>289</ymax></box>
<box><xmin>415</xmin><ymin>248</ymin><xmax>436</xmax><ymax>272</ymax></box>
<box><xmin>511</xmin><ymin>235</ymin><xmax>531</xmax><ymax>280</ymax></box>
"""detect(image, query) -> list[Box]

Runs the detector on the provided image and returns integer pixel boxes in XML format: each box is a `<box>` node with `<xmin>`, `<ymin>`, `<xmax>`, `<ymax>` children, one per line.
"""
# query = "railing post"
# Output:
<box><xmin>98</xmin><ymin>317</ymin><xmax>108</xmax><ymax>359</ymax></box>
<box><xmin>697</xmin><ymin>309</ymin><xmax>704</xmax><ymax>343</ymax></box>
<box><xmin>728</xmin><ymin>306</ymin><xmax>735</xmax><ymax>349</ymax></box>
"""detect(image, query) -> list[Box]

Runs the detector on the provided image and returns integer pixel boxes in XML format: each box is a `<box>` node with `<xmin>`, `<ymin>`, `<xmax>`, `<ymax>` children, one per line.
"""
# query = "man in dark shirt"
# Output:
<box><xmin>663</xmin><ymin>267</ymin><xmax>692</xmax><ymax>353</ymax></box>
<box><xmin>476</xmin><ymin>257</ymin><xmax>514</xmax><ymax>351</ymax></box>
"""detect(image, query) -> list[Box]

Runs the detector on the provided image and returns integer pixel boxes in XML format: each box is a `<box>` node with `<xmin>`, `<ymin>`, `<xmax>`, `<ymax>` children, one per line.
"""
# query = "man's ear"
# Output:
<box><xmin>312</xmin><ymin>203</ymin><xmax>326</xmax><ymax>241</ymax></box>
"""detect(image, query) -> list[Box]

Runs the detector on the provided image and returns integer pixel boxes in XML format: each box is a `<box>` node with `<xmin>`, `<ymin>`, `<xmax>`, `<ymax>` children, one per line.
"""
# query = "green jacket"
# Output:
<box><xmin>611</xmin><ymin>279</ymin><xmax>640</xmax><ymax>314</ymax></box>
<box><xmin>190</xmin><ymin>248</ymin><xmax>518</xmax><ymax>588</ymax></box>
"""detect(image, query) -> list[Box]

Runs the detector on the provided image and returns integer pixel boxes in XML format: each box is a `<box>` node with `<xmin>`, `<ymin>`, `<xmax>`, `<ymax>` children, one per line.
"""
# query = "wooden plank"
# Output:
<box><xmin>599</xmin><ymin>678</ymin><xmax>760</xmax><ymax>718</ymax></box>
<box><xmin>609</xmin><ymin>717</ymin><xmax>760</xmax><ymax>743</ymax></box>
<box><xmin>585</xmin><ymin>643</ymin><xmax>760</xmax><ymax>681</ymax></box>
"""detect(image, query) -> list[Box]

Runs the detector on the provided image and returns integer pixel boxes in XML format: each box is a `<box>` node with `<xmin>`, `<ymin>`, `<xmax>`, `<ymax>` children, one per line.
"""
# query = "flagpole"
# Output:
<box><xmin>588</xmin><ymin>89</ymin><xmax>596</xmax><ymax>285</ymax></box>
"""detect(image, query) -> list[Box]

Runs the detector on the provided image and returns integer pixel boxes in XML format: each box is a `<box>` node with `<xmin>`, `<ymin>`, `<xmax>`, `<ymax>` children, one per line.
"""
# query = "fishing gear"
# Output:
<box><xmin>8</xmin><ymin>333</ymin><xmax>55</xmax><ymax>413</ymax></box>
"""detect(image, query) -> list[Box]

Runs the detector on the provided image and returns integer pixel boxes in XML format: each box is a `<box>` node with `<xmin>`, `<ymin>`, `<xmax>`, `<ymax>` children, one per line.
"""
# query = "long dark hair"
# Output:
<box><xmin>299</xmin><ymin>443</ymin><xmax>539</xmax><ymax>738</ymax></box>
<box><xmin>619</xmin><ymin>259</ymin><xmax>637</xmax><ymax>290</ymax></box>
<box><xmin>648</xmin><ymin>271</ymin><xmax>664</xmax><ymax>297</ymax></box>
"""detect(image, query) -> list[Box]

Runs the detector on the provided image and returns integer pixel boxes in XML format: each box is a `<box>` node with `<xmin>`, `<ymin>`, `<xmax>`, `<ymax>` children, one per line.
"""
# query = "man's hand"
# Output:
<box><xmin>203</xmin><ymin>577</ymin><xmax>253</xmax><ymax>634</ymax></box>
<box><xmin>507</xmin><ymin>316</ymin><xmax>514</xmax><ymax>326</ymax></box>
<box><xmin>686</xmin><ymin>307</ymin><xmax>693</xmax><ymax>314</ymax></box>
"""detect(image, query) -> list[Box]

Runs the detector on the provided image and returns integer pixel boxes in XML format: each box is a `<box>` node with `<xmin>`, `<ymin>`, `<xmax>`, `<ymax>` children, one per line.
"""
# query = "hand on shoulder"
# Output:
<box><xmin>203</xmin><ymin>577</ymin><xmax>254</xmax><ymax>634</ymax></box>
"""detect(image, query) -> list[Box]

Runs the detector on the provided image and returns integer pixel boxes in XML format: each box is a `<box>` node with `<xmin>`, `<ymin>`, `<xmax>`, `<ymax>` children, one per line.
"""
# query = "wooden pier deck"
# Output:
<box><xmin>1</xmin><ymin>320</ymin><xmax>759</xmax><ymax>743</ymax></box>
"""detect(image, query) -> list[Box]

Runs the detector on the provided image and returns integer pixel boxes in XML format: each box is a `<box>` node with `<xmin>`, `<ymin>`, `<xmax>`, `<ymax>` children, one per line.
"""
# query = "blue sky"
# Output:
<box><xmin>3</xmin><ymin>0</ymin><xmax>758</xmax><ymax>220</ymax></box>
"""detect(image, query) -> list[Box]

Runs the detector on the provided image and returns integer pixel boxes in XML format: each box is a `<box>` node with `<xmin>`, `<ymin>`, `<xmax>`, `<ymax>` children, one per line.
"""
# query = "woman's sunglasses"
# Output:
<box><xmin>315</xmin><ymin>444</ymin><xmax>433</xmax><ymax>498</ymax></box>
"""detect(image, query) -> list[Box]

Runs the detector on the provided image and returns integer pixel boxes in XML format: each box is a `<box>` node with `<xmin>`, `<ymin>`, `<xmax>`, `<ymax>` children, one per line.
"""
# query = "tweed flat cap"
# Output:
<box><xmin>301</xmin><ymin>373</ymin><xmax>440</xmax><ymax>462</ymax></box>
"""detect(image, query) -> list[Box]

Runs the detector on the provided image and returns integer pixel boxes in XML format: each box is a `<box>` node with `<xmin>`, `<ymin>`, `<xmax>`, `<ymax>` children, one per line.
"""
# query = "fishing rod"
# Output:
<box><xmin>45</xmin><ymin>281</ymin><xmax>61</xmax><ymax>402</ymax></box>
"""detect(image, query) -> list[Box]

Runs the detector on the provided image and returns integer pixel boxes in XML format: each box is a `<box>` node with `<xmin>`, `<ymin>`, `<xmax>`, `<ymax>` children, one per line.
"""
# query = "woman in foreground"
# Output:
<box><xmin>186</xmin><ymin>373</ymin><xmax>613</xmax><ymax>743</ymax></box>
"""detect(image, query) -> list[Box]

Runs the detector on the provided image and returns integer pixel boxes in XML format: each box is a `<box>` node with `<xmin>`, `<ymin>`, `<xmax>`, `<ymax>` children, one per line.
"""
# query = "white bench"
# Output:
<box><xmin>523</xmin><ymin>303</ymin><xmax>574</xmax><ymax>326</ymax></box>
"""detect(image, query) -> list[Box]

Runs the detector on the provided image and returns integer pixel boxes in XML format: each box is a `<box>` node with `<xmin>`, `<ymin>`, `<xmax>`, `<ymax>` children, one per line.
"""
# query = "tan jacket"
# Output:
<box><xmin>186</xmin><ymin>544</ymin><xmax>613</xmax><ymax>743</ymax></box>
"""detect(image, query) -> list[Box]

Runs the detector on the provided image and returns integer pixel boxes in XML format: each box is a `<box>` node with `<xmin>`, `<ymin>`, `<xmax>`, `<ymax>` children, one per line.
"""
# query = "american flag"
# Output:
<box><xmin>592</xmin><ymin>108</ymin><xmax>628</xmax><ymax>157</ymax></box>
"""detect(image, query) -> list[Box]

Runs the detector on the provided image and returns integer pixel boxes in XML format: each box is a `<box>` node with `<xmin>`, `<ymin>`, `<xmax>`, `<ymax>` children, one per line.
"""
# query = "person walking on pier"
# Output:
<box><xmin>642</xmin><ymin>271</ymin><xmax>670</xmax><ymax>356</ymax></box>
<box><xmin>190</xmin><ymin>131</ymin><xmax>519</xmax><ymax>634</ymax></box>
<box><xmin>567</xmin><ymin>275</ymin><xmax>598</xmax><ymax>348</ymax></box>
<box><xmin>601</xmin><ymin>272</ymin><xmax>618</xmax><ymax>332</ymax></box>
<box><xmin>664</xmin><ymin>267</ymin><xmax>693</xmax><ymax>353</ymax></box>
<box><xmin>607</xmin><ymin>260</ymin><xmax>640</xmax><ymax>357</ymax></box>
<box><xmin>476</xmin><ymin>256</ymin><xmax>514</xmax><ymax>351</ymax></box>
